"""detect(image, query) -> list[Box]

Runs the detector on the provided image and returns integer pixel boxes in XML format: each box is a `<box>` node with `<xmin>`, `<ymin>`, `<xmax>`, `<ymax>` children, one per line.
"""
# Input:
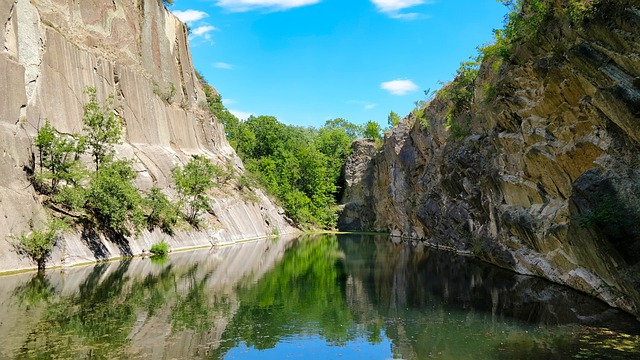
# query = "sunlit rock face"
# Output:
<box><xmin>0</xmin><ymin>0</ymin><xmax>295</xmax><ymax>272</ymax></box>
<box><xmin>340</xmin><ymin>0</ymin><xmax>640</xmax><ymax>317</ymax></box>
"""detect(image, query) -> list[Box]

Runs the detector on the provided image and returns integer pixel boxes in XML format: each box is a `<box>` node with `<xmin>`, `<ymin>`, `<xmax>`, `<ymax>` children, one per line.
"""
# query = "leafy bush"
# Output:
<box><xmin>53</xmin><ymin>186</ymin><xmax>87</xmax><ymax>212</ymax></box>
<box><xmin>439</xmin><ymin>58</ymin><xmax>480</xmax><ymax>113</ymax></box>
<box><xmin>86</xmin><ymin>160</ymin><xmax>145</xmax><ymax>236</ymax></box>
<box><xmin>14</xmin><ymin>218</ymin><xmax>68</xmax><ymax>272</ymax></box>
<box><xmin>149</xmin><ymin>240</ymin><xmax>169</xmax><ymax>256</ymax></box>
<box><xmin>500</xmin><ymin>0</ymin><xmax>549</xmax><ymax>43</ymax></box>
<box><xmin>34</xmin><ymin>120</ymin><xmax>86</xmax><ymax>193</ymax></box>
<box><xmin>145</xmin><ymin>186</ymin><xmax>181</xmax><ymax>234</ymax></box>
<box><xmin>172</xmin><ymin>155</ymin><xmax>218</xmax><ymax>225</ymax></box>
<box><xmin>387</xmin><ymin>111</ymin><xmax>401</xmax><ymax>129</ymax></box>
<box><xmin>363</xmin><ymin>121</ymin><xmax>382</xmax><ymax>141</ymax></box>
<box><xmin>569</xmin><ymin>0</ymin><xmax>599</xmax><ymax>26</ymax></box>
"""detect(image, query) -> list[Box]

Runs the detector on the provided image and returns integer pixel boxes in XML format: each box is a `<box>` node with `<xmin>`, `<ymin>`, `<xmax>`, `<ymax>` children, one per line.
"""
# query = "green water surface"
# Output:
<box><xmin>0</xmin><ymin>234</ymin><xmax>638</xmax><ymax>359</ymax></box>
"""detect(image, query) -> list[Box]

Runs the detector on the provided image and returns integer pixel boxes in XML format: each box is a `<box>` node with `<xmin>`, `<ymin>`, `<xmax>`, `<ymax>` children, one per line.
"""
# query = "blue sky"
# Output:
<box><xmin>168</xmin><ymin>0</ymin><xmax>508</xmax><ymax>128</ymax></box>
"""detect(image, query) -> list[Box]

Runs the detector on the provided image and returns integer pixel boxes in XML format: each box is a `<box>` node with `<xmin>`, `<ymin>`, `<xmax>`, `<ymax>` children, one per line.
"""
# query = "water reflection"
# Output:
<box><xmin>0</xmin><ymin>234</ymin><xmax>637</xmax><ymax>359</ymax></box>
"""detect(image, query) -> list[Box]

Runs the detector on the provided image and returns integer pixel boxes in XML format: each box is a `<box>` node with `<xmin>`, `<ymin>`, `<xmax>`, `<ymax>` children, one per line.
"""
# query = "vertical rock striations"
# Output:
<box><xmin>340</xmin><ymin>0</ymin><xmax>640</xmax><ymax>317</ymax></box>
<box><xmin>0</xmin><ymin>0</ymin><xmax>295</xmax><ymax>272</ymax></box>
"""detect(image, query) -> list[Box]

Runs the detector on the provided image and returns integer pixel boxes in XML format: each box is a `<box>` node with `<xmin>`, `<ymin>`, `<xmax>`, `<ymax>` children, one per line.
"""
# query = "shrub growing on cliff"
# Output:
<box><xmin>82</xmin><ymin>87</ymin><xmax>122</xmax><ymax>171</ymax></box>
<box><xmin>149</xmin><ymin>239</ymin><xmax>169</xmax><ymax>256</ymax></box>
<box><xmin>363</xmin><ymin>121</ymin><xmax>382</xmax><ymax>141</ymax></box>
<box><xmin>14</xmin><ymin>218</ymin><xmax>68</xmax><ymax>272</ymax></box>
<box><xmin>34</xmin><ymin>120</ymin><xmax>86</xmax><ymax>193</ymax></box>
<box><xmin>439</xmin><ymin>58</ymin><xmax>480</xmax><ymax>113</ymax></box>
<box><xmin>145</xmin><ymin>186</ymin><xmax>181</xmax><ymax>234</ymax></box>
<box><xmin>86</xmin><ymin>160</ymin><xmax>145</xmax><ymax>236</ymax></box>
<box><xmin>172</xmin><ymin>155</ymin><xmax>219</xmax><ymax>225</ymax></box>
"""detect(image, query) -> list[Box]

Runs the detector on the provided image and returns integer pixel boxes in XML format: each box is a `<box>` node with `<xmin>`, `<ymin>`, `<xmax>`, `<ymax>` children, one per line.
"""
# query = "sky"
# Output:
<box><xmin>168</xmin><ymin>0</ymin><xmax>509</xmax><ymax>128</ymax></box>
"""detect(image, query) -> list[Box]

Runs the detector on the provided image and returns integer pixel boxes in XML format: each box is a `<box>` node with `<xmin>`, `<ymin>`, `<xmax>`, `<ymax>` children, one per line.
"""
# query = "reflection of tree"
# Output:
<box><xmin>212</xmin><ymin>235</ymin><xmax>354</xmax><ymax>357</ymax></box>
<box><xmin>14</xmin><ymin>261</ymin><xmax>182</xmax><ymax>359</ymax></box>
<box><xmin>13</xmin><ymin>273</ymin><xmax>56</xmax><ymax>307</ymax></box>
<box><xmin>170</xmin><ymin>266</ymin><xmax>226</xmax><ymax>332</ymax></box>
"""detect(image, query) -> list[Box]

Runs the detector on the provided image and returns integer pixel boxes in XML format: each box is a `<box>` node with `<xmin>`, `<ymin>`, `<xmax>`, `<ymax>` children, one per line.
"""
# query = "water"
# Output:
<box><xmin>0</xmin><ymin>234</ymin><xmax>638</xmax><ymax>359</ymax></box>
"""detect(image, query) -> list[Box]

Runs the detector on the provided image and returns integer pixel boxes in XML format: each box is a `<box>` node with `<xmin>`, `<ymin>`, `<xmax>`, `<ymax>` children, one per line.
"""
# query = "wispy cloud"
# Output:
<box><xmin>172</xmin><ymin>9</ymin><xmax>209</xmax><ymax>24</ymax></box>
<box><xmin>222</xmin><ymin>98</ymin><xmax>237</xmax><ymax>105</ymax></box>
<box><xmin>347</xmin><ymin>100</ymin><xmax>377</xmax><ymax>110</ymax></box>
<box><xmin>214</xmin><ymin>62</ymin><xmax>234</xmax><ymax>69</ymax></box>
<box><xmin>190</xmin><ymin>25</ymin><xmax>218</xmax><ymax>42</ymax></box>
<box><xmin>229</xmin><ymin>109</ymin><xmax>253</xmax><ymax>120</ymax></box>
<box><xmin>215</xmin><ymin>0</ymin><xmax>321</xmax><ymax>12</ymax></box>
<box><xmin>381</xmin><ymin>79</ymin><xmax>419</xmax><ymax>95</ymax></box>
<box><xmin>371</xmin><ymin>0</ymin><xmax>431</xmax><ymax>19</ymax></box>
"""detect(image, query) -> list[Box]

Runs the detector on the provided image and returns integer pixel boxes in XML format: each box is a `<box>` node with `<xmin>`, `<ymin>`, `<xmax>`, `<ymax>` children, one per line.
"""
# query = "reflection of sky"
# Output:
<box><xmin>224</xmin><ymin>334</ymin><xmax>394</xmax><ymax>359</ymax></box>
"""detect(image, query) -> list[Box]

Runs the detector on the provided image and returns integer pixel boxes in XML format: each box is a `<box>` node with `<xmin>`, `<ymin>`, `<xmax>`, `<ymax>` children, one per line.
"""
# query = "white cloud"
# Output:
<box><xmin>229</xmin><ymin>109</ymin><xmax>253</xmax><ymax>120</ymax></box>
<box><xmin>172</xmin><ymin>9</ymin><xmax>209</xmax><ymax>24</ymax></box>
<box><xmin>192</xmin><ymin>25</ymin><xmax>218</xmax><ymax>36</ymax></box>
<box><xmin>215</xmin><ymin>0</ymin><xmax>320</xmax><ymax>12</ymax></box>
<box><xmin>381</xmin><ymin>79</ymin><xmax>419</xmax><ymax>95</ymax></box>
<box><xmin>371</xmin><ymin>0</ymin><xmax>432</xmax><ymax>19</ymax></box>
<box><xmin>214</xmin><ymin>62</ymin><xmax>234</xmax><ymax>69</ymax></box>
<box><xmin>189</xmin><ymin>25</ymin><xmax>218</xmax><ymax>42</ymax></box>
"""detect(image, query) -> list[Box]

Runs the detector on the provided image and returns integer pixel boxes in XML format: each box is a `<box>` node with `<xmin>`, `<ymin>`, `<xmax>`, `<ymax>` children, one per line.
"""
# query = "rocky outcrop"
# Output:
<box><xmin>340</xmin><ymin>0</ymin><xmax>640</xmax><ymax>317</ymax></box>
<box><xmin>0</xmin><ymin>0</ymin><xmax>295</xmax><ymax>272</ymax></box>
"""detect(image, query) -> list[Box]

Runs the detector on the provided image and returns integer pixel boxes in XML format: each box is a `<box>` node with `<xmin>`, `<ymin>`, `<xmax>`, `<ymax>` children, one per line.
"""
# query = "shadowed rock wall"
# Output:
<box><xmin>340</xmin><ymin>0</ymin><xmax>640</xmax><ymax>317</ymax></box>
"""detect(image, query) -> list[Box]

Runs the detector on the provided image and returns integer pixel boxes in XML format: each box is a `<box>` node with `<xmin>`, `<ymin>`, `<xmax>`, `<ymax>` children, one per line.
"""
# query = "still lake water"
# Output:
<box><xmin>0</xmin><ymin>234</ymin><xmax>638</xmax><ymax>359</ymax></box>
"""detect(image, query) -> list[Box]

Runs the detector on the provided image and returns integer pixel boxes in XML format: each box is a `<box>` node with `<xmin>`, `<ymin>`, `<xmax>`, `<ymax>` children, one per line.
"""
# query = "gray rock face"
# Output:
<box><xmin>340</xmin><ymin>0</ymin><xmax>640</xmax><ymax>317</ymax></box>
<box><xmin>0</xmin><ymin>0</ymin><xmax>295</xmax><ymax>273</ymax></box>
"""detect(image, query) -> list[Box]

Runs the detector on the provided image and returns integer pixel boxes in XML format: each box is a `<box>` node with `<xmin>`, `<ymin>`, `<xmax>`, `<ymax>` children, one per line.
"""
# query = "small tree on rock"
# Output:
<box><xmin>171</xmin><ymin>155</ymin><xmax>219</xmax><ymax>225</ymax></box>
<box><xmin>82</xmin><ymin>87</ymin><xmax>122</xmax><ymax>171</ymax></box>
<box><xmin>34</xmin><ymin>119</ymin><xmax>86</xmax><ymax>193</ymax></box>
<box><xmin>363</xmin><ymin>121</ymin><xmax>382</xmax><ymax>141</ymax></box>
<box><xmin>14</xmin><ymin>218</ymin><xmax>67</xmax><ymax>272</ymax></box>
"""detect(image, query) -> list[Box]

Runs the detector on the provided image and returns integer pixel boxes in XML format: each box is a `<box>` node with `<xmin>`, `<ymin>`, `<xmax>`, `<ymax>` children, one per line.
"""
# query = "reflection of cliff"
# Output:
<box><xmin>0</xmin><ymin>0</ymin><xmax>294</xmax><ymax>273</ymax></box>
<box><xmin>341</xmin><ymin>235</ymin><xmax>638</xmax><ymax>328</ymax></box>
<box><xmin>339</xmin><ymin>234</ymin><xmax>640</xmax><ymax>359</ymax></box>
<box><xmin>0</xmin><ymin>237</ymin><xmax>297</xmax><ymax>359</ymax></box>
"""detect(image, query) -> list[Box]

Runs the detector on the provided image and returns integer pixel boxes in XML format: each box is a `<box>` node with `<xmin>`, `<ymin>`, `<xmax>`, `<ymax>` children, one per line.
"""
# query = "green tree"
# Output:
<box><xmin>363</xmin><ymin>121</ymin><xmax>382</xmax><ymax>141</ymax></box>
<box><xmin>145</xmin><ymin>187</ymin><xmax>181</xmax><ymax>234</ymax></box>
<box><xmin>34</xmin><ymin>120</ymin><xmax>86</xmax><ymax>193</ymax></box>
<box><xmin>387</xmin><ymin>111</ymin><xmax>401</xmax><ymax>129</ymax></box>
<box><xmin>323</xmin><ymin>118</ymin><xmax>363</xmax><ymax>139</ymax></box>
<box><xmin>14</xmin><ymin>218</ymin><xmax>68</xmax><ymax>272</ymax></box>
<box><xmin>86</xmin><ymin>160</ymin><xmax>145</xmax><ymax>236</ymax></box>
<box><xmin>171</xmin><ymin>155</ymin><xmax>219</xmax><ymax>225</ymax></box>
<box><xmin>82</xmin><ymin>87</ymin><xmax>122</xmax><ymax>171</ymax></box>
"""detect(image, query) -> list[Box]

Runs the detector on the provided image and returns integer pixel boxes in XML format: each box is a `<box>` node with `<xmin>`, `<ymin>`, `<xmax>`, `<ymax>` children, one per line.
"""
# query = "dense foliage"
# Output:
<box><xmin>86</xmin><ymin>160</ymin><xmax>146</xmax><ymax>236</ymax></box>
<box><xmin>219</xmin><ymin>112</ymin><xmax>368</xmax><ymax>228</ymax></box>
<box><xmin>198</xmin><ymin>74</ymin><xmax>381</xmax><ymax>229</ymax></box>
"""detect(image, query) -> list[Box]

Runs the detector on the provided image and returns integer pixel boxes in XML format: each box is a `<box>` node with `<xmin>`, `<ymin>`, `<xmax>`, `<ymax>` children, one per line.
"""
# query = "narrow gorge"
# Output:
<box><xmin>340</xmin><ymin>0</ymin><xmax>640</xmax><ymax>317</ymax></box>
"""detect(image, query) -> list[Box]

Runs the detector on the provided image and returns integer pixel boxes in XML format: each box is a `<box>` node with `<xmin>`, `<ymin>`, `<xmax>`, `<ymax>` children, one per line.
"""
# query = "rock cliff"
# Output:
<box><xmin>0</xmin><ymin>0</ymin><xmax>295</xmax><ymax>272</ymax></box>
<box><xmin>340</xmin><ymin>0</ymin><xmax>640</xmax><ymax>317</ymax></box>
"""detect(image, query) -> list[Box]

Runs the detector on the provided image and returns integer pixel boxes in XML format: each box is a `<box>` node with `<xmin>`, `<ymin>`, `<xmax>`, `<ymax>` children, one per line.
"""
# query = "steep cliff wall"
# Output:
<box><xmin>0</xmin><ymin>0</ymin><xmax>295</xmax><ymax>272</ymax></box>
<box><xmin>340</xmin><ymin>0</ymin><xmax>640</xmax><ymax>316</ymax></box>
